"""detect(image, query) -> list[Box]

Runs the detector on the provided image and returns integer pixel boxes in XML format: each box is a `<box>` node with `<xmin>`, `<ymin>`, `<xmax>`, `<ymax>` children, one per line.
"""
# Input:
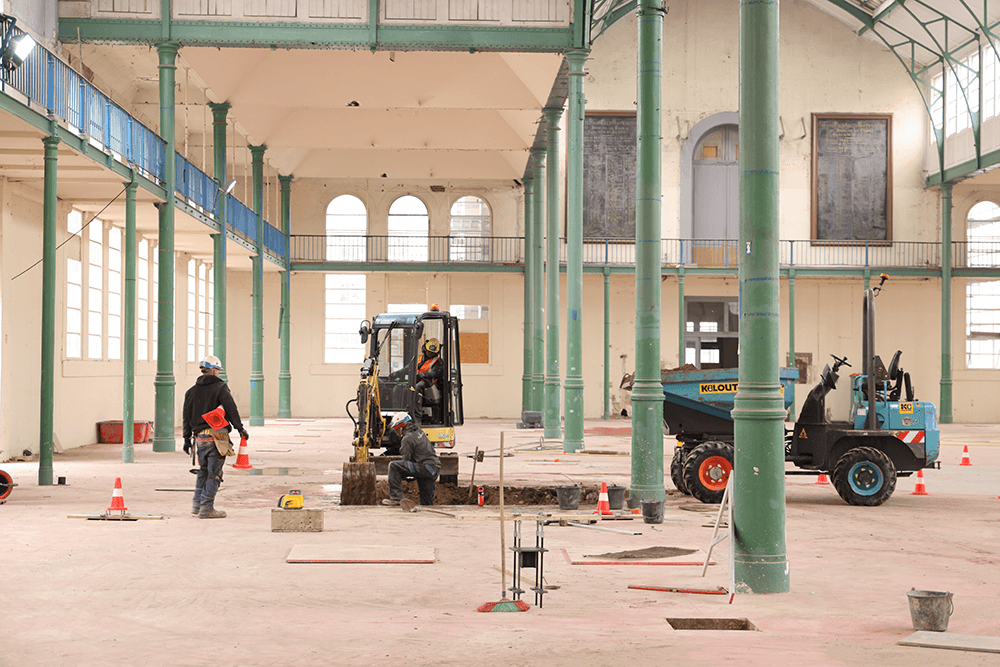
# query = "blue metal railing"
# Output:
<box><xmin>0</xmin><ymin>26</ymin><xmax>290</xmax><ymax>260</ymax></box>
<box><xmin>290</xmin><ymin>235</ymin><xmax>985</xmax><ymax>270</ymax></box>
<box><xmin>227</xmin><ymin>195</ymin><xmax>257</xmax><ymax>242</ymax></box>
<box><xmin>264</xmin><ymin>223</ymin><xmax>287</xmax><ymax>258</ymax></box>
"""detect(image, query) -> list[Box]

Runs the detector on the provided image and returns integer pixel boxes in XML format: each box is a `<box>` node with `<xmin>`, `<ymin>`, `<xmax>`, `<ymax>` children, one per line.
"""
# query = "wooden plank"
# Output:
<box><xmin>286</xmin><ymin>545</ymin><xmax>435</xmax><ymax>564</ymax></box>
<box><xmin>564</xmin><ymin>546</ymin><xmax>713</xmax><ymax>566</ymax></box>
<box><xmin>898</xmin><ymin>632</ymin><xmax>1000</xmax><ymax>654</ymax></box>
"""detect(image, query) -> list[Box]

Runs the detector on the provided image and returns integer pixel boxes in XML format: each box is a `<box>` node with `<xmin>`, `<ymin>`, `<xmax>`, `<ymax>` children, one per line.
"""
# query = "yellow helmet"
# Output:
<box><xmin>423</xmin><ymin>338</ymin><xmax>440</xmax><ymax>354</ymax></box>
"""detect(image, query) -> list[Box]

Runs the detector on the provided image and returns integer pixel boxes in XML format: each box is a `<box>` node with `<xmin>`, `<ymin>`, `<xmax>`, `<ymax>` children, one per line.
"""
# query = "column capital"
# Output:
<box><xmin>42</xmin><ymin>135</ymin><xmax>60</xmax><ymax>150</ymax></box>
<box><xmin>278</xmin><ymin>174</ymin><xmax>294</xmax><ymax>187</ymax></box>
<box><xmin>155</xmin><ymin>42</ymin><xmax>180</xmax><ymax>64</ymax></box>
<box><xmin>209</xmin><ymin>102</ymin><xmax>231</xmax><ymax>122</ymax></box>
<box><xmin>249</xmin><ymin>144</ymin><xmax>268</xmax><ymax>159</ymax></box>
<box><xmin>565</xmin><ymin>48</ymin><xmax>589</xmax><ymax>71</ymax></box>
<box><xmin>529</xmin><ymin>147</ymin><xmax>546</xmax><ymax>163</ymax></box>
<box><xmin>542</xmin><ymin>106</ymin><xmax>563</xmax><ymax>125</ymax></box>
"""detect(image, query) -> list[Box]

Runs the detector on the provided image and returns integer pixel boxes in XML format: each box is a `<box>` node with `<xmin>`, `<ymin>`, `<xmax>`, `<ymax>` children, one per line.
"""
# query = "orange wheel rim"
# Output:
<box><xmin>698</xmin><ymin>456</ymin><xmax>732</xmax><ymax>491</ymax></box>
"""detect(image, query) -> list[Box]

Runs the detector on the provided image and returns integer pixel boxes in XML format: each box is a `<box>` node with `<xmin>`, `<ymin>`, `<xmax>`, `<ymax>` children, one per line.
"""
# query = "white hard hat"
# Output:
<box><xmin>199</xmin><ymin>355</ymin><xmax>223</xmax><ymax>371</ymax></box>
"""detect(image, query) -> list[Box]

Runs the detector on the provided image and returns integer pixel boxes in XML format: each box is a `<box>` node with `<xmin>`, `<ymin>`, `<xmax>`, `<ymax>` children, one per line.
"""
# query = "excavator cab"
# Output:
<box><xmin>359</xmin><ymin>307</ymin><xmax>464</xmax><ymax>454</ymax></box>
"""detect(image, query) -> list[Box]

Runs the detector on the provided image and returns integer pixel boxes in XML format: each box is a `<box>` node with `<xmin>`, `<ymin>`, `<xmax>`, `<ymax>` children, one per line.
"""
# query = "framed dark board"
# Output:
<box><xmin>811</xmin><ymin>113</ymin><xmax>892</xmax><ymax>241</ymax></box>
<box><xmin>583</xmin><ymin>112</ymin><xmax>636</xmax><ymax>239</ymax></box>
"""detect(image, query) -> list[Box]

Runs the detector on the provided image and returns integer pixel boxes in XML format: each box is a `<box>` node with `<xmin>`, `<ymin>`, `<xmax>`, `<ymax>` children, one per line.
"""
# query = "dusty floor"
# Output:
<box><xmin>2</xmin><ymin>417</ymin><xmax>999</xmax><ymax>666</ymax></box>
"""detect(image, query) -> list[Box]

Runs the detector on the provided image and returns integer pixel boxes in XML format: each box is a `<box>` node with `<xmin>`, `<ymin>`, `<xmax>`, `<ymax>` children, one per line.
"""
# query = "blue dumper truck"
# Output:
<box><xmin>666</xmin><ymin>274</ymin><xmax>939</xmax><ymax>506</ymax></box>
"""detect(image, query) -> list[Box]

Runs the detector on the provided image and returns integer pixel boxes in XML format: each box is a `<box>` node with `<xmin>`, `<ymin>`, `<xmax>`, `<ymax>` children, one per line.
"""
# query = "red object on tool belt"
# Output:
<box><xmin>202</xmin><ymin>406</ymin><xmax>228</xmax><ymax>431</ymax></box>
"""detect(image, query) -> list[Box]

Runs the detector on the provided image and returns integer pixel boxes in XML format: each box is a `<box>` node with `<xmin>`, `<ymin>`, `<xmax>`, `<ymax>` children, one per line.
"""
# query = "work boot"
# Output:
<box><xmin>381</xmin><ymin>498</ymin><xmax>401</xmax><ymax>506</ymax></box>
<box><xmin>198</xmin><ymin>508</ymin><xmax>227</xmax><ymax>519</ymax></box>
<box><xmin>191</xmin><ymin>505</ymin><xmax>200</xmax><ymax>516</ymax></box>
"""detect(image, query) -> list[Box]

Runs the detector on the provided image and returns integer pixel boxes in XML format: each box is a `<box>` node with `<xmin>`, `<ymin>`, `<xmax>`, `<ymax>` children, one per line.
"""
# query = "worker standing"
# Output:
<box><xmin>182</xmin><ymin>355</ymin><xmax>249</xmax><ymax>519</ymax></box>
<box><xmin>382</xmin><ymin>412</ymin><xmax>440</xmax><ymax>506</ymax></box>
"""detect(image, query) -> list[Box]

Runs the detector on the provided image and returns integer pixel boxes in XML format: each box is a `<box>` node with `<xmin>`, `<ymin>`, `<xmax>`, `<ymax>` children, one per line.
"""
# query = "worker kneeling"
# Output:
<box><xmin>382</xmin><ymin>413</ymin><xmax>441</xmax><ymax>506</ymax></box>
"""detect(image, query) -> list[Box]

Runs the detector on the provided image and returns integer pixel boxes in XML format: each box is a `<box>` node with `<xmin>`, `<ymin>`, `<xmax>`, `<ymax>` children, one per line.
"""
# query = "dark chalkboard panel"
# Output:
<box><xmin>583</xmin><ymin>113</ymin><xmax>636</xmax><ymax>239</ymax></box>
<box><xmin>811</xmin><ymin>114</ymin><xmax>892</xmax><ymax>241</ymax></box>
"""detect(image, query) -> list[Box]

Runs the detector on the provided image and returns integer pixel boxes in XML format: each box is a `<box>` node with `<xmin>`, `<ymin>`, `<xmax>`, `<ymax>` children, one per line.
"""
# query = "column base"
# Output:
<box><xmin>733</xmin><ymin>553</ymin><xmax>790</xmax><ymax>594</ymax></box>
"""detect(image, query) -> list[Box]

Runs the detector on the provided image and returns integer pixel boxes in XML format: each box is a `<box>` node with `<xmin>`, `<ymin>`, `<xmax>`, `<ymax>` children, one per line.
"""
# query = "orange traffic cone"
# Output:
<box><xmin>911</xmin><ymin>469</ymin><xmax>929</xmax><ymax>496</ymax></box>
<box><xmin>815</xmin><ymin>473</ymin><xmax>830</xmax><ymax>485</ymax></box>
<box><xmin>593</xmin><ymin>482</ymin><xmax>613</xmax><ymax>515</ymax></box>
<box><xmin>106</xmin><ymin>477</ymin><xmax>128</xmax><ymax>514</ymax></box>
<box><xmin>202</xmin><ymin>406</ymin><xmax>228</xmax><ymax>431</ymax></box>
<box><xmin>960</xmin><ymin>445</ymin><xmax>972</xmax><ymax>467</ymax></box>
<box><xmin>232</xmin><ymin>436</ymin><xmax>253</xmax><ymax>469</ymax></box>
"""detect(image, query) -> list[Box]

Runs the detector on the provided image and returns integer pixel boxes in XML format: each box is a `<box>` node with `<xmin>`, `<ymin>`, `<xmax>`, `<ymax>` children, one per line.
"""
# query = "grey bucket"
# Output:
<box><xmin>906</xmin><ymin>589</ymin><xmax>954</xmax><ymax>632</ymax></box>
<box><xmin>607</xmin><ymin>485</ymin><xmax>626</xmax><ymax>510</ymax></box>
<box><xmin>640</xmin><ymin>499</ymin><xmax>664</xmax><ymax>524</ymax></box>
<box><xmin>556</xmin><ymin>485</ymin><xmax>581</xmax><ymax>510</ymax></box>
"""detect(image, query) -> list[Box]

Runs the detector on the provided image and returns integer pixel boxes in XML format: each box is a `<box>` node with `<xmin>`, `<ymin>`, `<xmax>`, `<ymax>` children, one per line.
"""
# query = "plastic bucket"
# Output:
<box><xmin>607</xmin><ymin>485</ymin><xmax>626</xmax><ymax>510</ymax></box>
<box><xmin>555</xmin><ymin>485</ymin><xmax>581</xmax><ymax>510</ymax></box>
<box><xmin>641</xmin><ymin>499</ymin><xmax>664</xmax><ymax>524</ymax></box>
<box><xmin>906</xmin><ymin>589</ymin><xmax>954</xmax><ymax>632</ymax></box>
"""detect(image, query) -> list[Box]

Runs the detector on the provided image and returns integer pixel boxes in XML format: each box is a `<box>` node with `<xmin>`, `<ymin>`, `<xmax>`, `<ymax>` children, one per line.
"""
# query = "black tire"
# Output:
<box><xmin>682</xmin><ymin>441</ymin><xmax>733</xmax><ymax>504</ymax></box>
<box><xmin>670</xmin><ymin>448</ymin><xmax>689</xmax><ymax>495</ymax></box>
<box><xmin>0</xmin><ymin>469</ymin><xmax>13</xmax><ymax>501</ymax></box>
<box><xmin>832</xmin><ymin>446</ymin><xmax>897</xmax><ymax>506</ymax></box>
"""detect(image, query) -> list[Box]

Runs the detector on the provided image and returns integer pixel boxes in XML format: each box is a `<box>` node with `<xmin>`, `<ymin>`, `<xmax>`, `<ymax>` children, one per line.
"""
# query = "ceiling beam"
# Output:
<box><xmin>58</xmin><ymin>18</ymin><xmax>574</xmax><ymax>53</ymax></box>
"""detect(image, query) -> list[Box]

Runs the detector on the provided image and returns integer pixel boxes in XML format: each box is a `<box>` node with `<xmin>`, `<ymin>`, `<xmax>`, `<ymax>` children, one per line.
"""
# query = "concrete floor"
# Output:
<box><xmin>2</xmin><ymin>418</ymin><xmax>998</xmax><ymax>666</ymax></box>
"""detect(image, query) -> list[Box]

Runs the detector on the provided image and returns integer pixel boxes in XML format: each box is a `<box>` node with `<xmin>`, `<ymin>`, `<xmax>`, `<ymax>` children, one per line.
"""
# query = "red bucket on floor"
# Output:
<box><xmin>97</xmin><ymin>420</ymin><xmax>154</xmax><ymax>444</ymax></box>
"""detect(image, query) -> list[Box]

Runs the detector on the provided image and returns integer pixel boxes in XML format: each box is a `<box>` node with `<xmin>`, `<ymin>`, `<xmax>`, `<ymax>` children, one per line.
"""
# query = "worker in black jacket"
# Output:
<box><xmin>382</xmin><ymin>412</ymin><xmax>441</xmax><ymax>506</ymax></box>
<box><xmin>182</xmin><ymin>355</ymin><xmax>249</xmax><ymax>519</ymax></box>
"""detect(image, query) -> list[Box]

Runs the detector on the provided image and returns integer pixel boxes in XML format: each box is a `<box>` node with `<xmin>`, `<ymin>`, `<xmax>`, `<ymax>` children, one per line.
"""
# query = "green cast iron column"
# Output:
<box><xmin>153</xmin><ymin>41</ymin><xmax>179</xmax><ymax>453</ymax></box>
<box><xmin>249</xmin><ymin>144</ymin><xmax>267</xmax><ymax>427</ymax></box>
<box><xmin>940</xmin><ymin>182</ymin><xmax>953</xmax><ymax>423</ymax></box>
<box><xmin>630</xmin><ymin>0</ymin><xmax>665</xmax><ymax>504</ymax></box>
<box><xmin>732</xmin><ymin>0</ymin><xmax>789</xmax><ymax>594</ymax></box>
<box><xmin>123</xmin><ymin>179</ymin><xmax>138</xmax><ymax>463</ymax></box>
<box><xmin>521</xmin><ymin>170</ymin><xmax>535</xmax><ymax>412</ymax></box>
<box><xmin>603</xmin><ymin>267</ymin><xmax>611</xmax><ymax>420</ymax></box>
<box><xmin>564</xmin><ymin>50</ymin><xmax>588</xmax><ymax>451</ymax></box>
<box><xmin>531</xmin><ymin>148</ymin><xmax>547</xmax><ymax>412</ymax></box>
<box><xmin>278</xmin><ymin>174</ymin><xmax>293</xmax><ymax>418</ymax></box>
<box><xmin>210</xmin><ymin>102</ymin><xmax>230</xmax><ymax>379</ymax></box>
<box><xmin>39</xmin><ymin>135</ymin><xmax>59</xmax><ymax>485</ymax></box>
<box><xmin>543</xmin><ymin>107</ymin><xmax>563</xmax><ymax>439</ymax></box>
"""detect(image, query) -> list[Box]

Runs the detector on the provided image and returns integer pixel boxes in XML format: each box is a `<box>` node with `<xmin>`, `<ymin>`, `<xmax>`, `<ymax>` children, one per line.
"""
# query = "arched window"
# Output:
<box><xmin>388</xmin><ymin>195</ymin><xmax>428</xmax><ymax>261</ymax></box>
<box><xmin>966</xmin><ymin>201</ymin><xmax>1000</xmax><ymax>369</ymax></box>
<box><xmin>449</xmin><ymin>196</ymin><xmax>491</xmax><ymax>262</ymax></box>
<box><xmin>326</xmin><ymin>195</ymin><xmax>367</xmax><ymax>261</ymax></box>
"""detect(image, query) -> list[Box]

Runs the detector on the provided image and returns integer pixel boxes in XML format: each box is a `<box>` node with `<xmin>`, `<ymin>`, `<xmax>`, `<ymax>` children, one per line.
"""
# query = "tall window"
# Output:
<box><xmin>324</xmin><ymin>274</ymin><xmax>366</xmax><ymax>364</ymax></box>
<box><xmin>450</xmin><ymin>304</ymin><xmax>490</xmax><ymax>364</ymax></box>
<box><xmin>137</xmin><ymin>240</ymin><xmax>149</xmax><ymax>360</ymax></box>
<box><xmin>685</xmin><ymin>297</ymin><xmax>739</xmax><ymax>370</ymax></box>
<box><xmin>388</xmin><ymin>195</ymin><xmax>428</xmax><ymax>261</ymax></box>
<box><xmin>985</xmin><ymin>42</ymin><xmax>999</xmax><ymax>121</ymax></box>
<box><xmin>449</xmin><ymin>196</ymin><xmax>491</xmax><ymax>261</ymax></box>
<box><xmin>326</xmin><ymin>195</ymin><xmax>367</xmax><ymax>261</ymax></box>
<box><xmin>87</xmin><ymin>222</ymin><xmax>103</xmax><ymax>359</ymax></box>
<box><xmin>967</xmin><ymin>201</ymin><xmax>1000</xmax><ymax>369</ymax></box>
<box><xmin>187</xmin><ymin>259</ymin><xmax>214</xmax><ymax>362</ymax></box>
<box><xmin>931</xmin><ymin>47</ymin><xmax>989</xmax><ymax>141</ymax></box>
<box><xmin>66</xmin><ymin>211</ymin><xmax>83</xmax><ymax>358</ymax></box>
<box><xmin>107</xmin><ymin>227</ymin><xmax>122</xmax><ymax>360</ymax></box>
<box><xmin>151</xmin><ymin>245</ymin><xmax>159</xmax><ymax>361</ymax></box>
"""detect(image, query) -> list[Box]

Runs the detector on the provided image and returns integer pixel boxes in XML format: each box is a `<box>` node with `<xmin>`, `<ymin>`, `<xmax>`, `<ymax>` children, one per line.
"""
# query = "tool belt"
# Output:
<box><xmin>197</xmin><ymin>428</ymin><xmax>235</xmax><ymax>457</ymax></box>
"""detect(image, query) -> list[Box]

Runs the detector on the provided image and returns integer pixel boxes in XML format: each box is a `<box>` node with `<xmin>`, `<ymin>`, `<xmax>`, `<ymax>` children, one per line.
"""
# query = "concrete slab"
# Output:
<box><xmin>286</xmin><ymin>544</ymin><xmax>435</xmax><ymax>563</ymax></box>
<box><xmin>898</xmin><ymin>631</ymin><xmax>1000</xmax><ymax>653</ymax></box>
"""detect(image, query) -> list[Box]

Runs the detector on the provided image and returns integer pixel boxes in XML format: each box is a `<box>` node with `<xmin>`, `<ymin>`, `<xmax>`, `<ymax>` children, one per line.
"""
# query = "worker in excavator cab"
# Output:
<box><xmin>414</xmin><ymin>337</ymin><xmax>443</xmax><ymax>422</ymax></box>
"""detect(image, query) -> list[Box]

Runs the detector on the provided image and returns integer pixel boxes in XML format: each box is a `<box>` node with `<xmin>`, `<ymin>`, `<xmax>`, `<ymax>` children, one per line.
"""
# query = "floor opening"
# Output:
<box><xmin>666</xmin><ymin>618</ymin><xmax>759</xmax><ymax>631</ymax></box>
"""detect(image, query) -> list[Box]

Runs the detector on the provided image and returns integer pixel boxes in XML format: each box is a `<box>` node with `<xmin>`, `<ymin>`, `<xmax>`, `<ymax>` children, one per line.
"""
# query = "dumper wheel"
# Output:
<box><xmin>0</xmin><ymin>469</ymin><xmax>13</xmax><ymax>502</ymax></box>
<box><xmin>670</xmin><ymin>448</ymin><xmax>689</xmax><ymax>495</ymax></box>
<box><xmin>832</xmin><ymin>446</ymin><xmax>896</xmax><ymax>506</ymax></box>
<box><xmin>682</xmin><ymin>441</ymin><xmax>733</xmax><ymax>504</ymax></box>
